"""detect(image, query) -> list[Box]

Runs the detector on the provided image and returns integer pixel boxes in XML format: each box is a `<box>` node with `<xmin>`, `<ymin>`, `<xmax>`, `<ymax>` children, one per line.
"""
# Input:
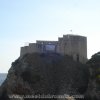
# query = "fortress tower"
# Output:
<box><xmin>20</xmin><ymin>34</ymin><xmax>87</xmax><ymax>63</ymax></box>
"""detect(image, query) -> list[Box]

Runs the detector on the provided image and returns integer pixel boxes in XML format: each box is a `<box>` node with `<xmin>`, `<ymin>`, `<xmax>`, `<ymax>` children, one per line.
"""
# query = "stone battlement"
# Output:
<box><xmin>20</xmin><ymin>34</ymin><xmax>87</xmax><ymax>63</ymax></box>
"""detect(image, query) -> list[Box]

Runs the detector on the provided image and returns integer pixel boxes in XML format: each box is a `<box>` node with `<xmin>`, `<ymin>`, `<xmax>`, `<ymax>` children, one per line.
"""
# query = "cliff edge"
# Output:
<box><xmin>0</xmin><ymin>53</ymin><xmax>89</xmax><ymax>100</ymax></box>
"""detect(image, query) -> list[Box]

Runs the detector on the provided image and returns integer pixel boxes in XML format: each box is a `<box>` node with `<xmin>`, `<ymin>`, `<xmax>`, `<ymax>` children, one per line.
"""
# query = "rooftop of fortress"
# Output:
<box><xmin>20</xmin><ymin>34</ymin><xmax>87</xmax><ymax>63</ymax></box>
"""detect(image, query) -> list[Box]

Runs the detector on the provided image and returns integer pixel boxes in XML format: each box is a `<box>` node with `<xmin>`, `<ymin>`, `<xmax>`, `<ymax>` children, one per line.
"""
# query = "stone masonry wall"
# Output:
<box><xmin>20</xmin><ymin>34</ymin><xmax>87</xmax><ymax>63</ymax></box>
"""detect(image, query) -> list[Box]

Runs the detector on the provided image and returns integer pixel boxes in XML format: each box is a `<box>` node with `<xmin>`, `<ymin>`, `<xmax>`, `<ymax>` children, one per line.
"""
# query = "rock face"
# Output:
<box><xmin>0</xmin><ymin>53</ymin><xmax>89</xmax><ymax>100</ymax></box>
<box><xmin>85</xmin><ymin>52</ymin><xmax>100</xmax><ymax>100</ymax></box>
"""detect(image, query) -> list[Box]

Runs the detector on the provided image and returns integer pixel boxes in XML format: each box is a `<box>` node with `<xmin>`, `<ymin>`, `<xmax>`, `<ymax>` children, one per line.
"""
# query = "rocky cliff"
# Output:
<box><xmin>0</xmin><ymin>53</ymin><xmax>89</xmax><ymax>100</ymax></box>
<box><xmin>85</xmin><ymin>52</ymin><xmax>100</xmax><ymax>100</ymax></box>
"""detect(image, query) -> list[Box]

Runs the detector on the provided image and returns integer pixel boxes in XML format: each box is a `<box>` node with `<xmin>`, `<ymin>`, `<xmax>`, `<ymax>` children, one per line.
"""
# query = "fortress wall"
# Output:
<box><xmin>20</xmin><ymin>34</ymin><xmax>87</xmax><ymax>63</ymax></box>
<box><xmin>20</xmin><ymin>43</ymin><xmax>41</xmax><ymax>57</ymax></box>
<box><xmin>36</xmin><ymin>41</ymin><xmax>58</xmax><ymax>53</ymax></box>
<box><xmin>36</xmin><ymin>40</ymin><xmax>58</xmax><ymax>44</ymax></box>
<box><xmin>58</xmin><ymin>35</ymin><xmax>80</xmax><ymax>56</ymax></box>
<box><xmin>61</xmin><ymin>35</ymin><xmax>87</xmax><ymax>63</ymax></box>
<box><xmin>60</xmin><ymin>35</ymin><xmax>75</xmax><ymax>56</ymax></box>
<box><xmin>63</xmin><ymin>35</ymin><xmax>72</xmax><ymax>55</ymax></box>
<box><xmin>78</xmin><ymin>37</ymin><xmax>87</xmax><ymax>63</ymax></box>
<box><xmin>20</xmin><ymin>46</ymin><xmax>29</xmax><ymax>57</ymax></box>
<box><xmin>57</xmin><ymin>38</ymin><xmax>61</xmax><ymax>53</ymax></box>
<box><xmin>70</xmin><ymin>36</ymin><xmax>81</xmax><ymax>55</ymax></box>
<box><xmin>28</xmin><ymin>43</ymin><xmax>41</xmax><ymax>53</ymax></box>
<box><xmin>69</xmin><ymin>36</ymin><xmax>87</xmax><ymax>63</ymax></box>
<box><xmin>57</xmin><ymin>38</ymin><xmax>65</xmax><ymax>54</ymax></box>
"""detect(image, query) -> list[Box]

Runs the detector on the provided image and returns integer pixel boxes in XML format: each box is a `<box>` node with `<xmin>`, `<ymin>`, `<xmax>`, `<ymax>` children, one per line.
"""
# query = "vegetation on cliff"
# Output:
<box><xmin>0</xmin><ymin>53</ymin><xmax>90</xmax><ymax>100</ymax></box>
<box><xmin>85</xmin><ymin>52</ymin><xmax>100</xmax><ymax>100</ymax></box>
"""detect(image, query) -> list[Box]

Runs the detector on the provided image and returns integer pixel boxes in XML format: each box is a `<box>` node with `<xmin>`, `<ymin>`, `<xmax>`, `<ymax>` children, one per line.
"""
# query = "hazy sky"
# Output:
<box><xmin>1</xmin><ymin>0</ymin><xmax>100</xmax><ymax>73</ymax></box>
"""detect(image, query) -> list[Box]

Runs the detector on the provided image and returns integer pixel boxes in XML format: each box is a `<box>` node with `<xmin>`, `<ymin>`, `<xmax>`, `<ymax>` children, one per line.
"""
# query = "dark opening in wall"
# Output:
<box><xmin>45</xmin><ymin>44</ymin><xmax>56</xmax><ymax>52</ymax></box>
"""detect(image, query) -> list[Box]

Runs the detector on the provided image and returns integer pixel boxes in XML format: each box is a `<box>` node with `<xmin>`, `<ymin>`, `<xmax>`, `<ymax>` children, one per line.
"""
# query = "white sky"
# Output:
<box><xmin>0</xmin><ymin>0</ymin><xmax>100</xmax><ymax>73</ymax></box>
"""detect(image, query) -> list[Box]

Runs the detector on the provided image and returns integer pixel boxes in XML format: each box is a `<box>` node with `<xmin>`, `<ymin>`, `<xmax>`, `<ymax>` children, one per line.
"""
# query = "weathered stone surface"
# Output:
<box><xmin>21</xmin><ymin>34</ymin><xmax>87</xmax><ymax>63</ymax></box>
<box><xmin>85</xmin><ymin>52</ymin><xmax>100</xmax><ymax>100</ymax></box>
<box><xmin>0</xmin><ymin>53</ymin><xmax>89</xmax><ymax>100</ymax></box>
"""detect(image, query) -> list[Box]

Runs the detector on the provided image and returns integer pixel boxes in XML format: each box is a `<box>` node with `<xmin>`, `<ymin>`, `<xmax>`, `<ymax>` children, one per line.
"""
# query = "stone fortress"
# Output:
<box><xmin>20</xmin><ymin>34</ymin><xmax>87</xmax><ymax>63</ymax></box>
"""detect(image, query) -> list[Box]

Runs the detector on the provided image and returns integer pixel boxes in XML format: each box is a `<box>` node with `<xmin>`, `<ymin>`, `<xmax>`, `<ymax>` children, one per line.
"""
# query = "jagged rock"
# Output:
<box><xmin>0</xmin><ymin>53</ymin><xmax>89</xmax><ymax>100</ymax></box>
<box><xmin>85</xmin><ymin>52</ymin><xmax>100</xmax><ymax>100</ymax></box>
